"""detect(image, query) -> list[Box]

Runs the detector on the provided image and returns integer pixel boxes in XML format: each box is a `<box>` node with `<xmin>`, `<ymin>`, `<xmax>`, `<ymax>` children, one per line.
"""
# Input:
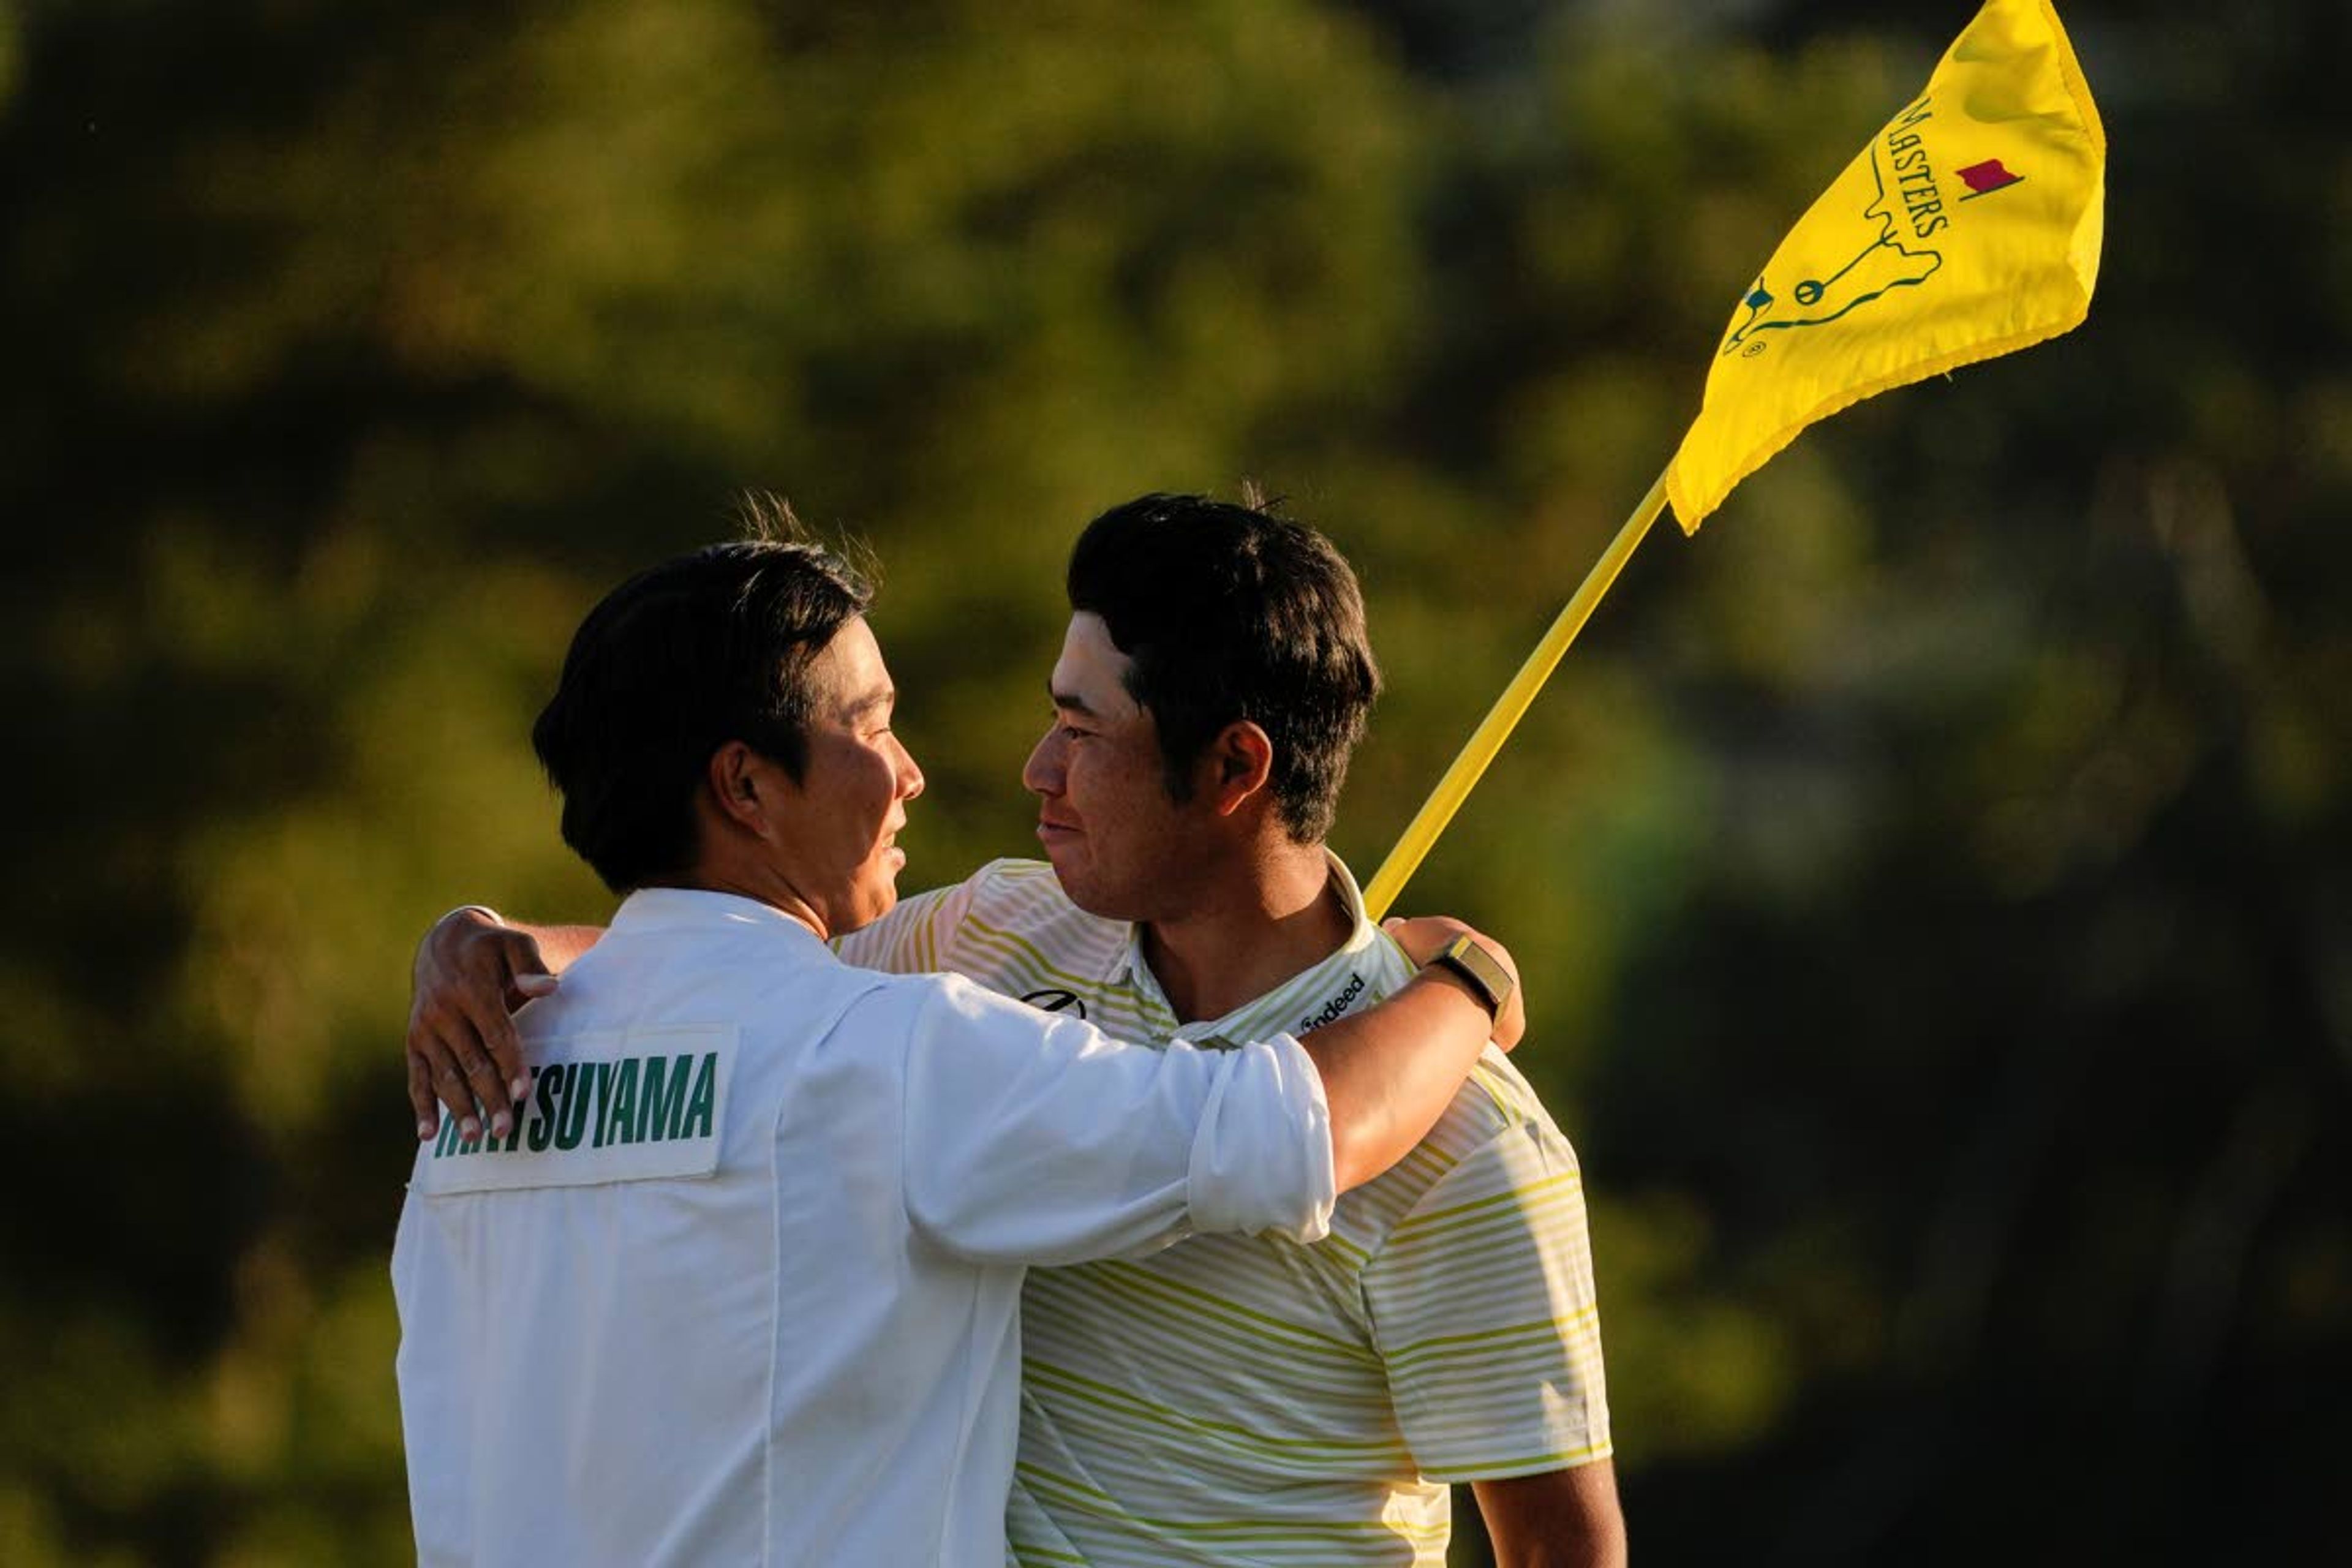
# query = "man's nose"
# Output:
<box><xmin>1022</xmin><ymin>728</ymin><xmax>1063</xmax><ymax>795</ymax></box>
<box><xmin>894</xmin><ymin>736</ymin><xmax>925</xmax><ymax>801</ymax></box>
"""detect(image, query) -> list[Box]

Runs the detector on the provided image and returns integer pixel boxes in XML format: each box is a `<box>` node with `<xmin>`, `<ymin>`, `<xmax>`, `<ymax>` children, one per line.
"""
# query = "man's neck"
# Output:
<box><xmin>1137</xmin><ymin>840</ymin><xmax>1354</xmax><ymax>1024</ymax></box>
<box><xmin>659</xmin><ymin>839</ymin><xmax>829</xmax><ymax>941</ymax></box>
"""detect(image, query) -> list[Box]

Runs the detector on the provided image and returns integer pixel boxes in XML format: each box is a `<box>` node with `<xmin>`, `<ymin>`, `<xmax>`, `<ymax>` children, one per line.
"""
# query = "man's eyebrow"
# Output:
<box><xmin>842</xmin><ymin>687</ymin><xmax>895</xmax><ymax>721</ymax></box>
<box><xmin>1047</xmin><ymin>684</ymin><xmax>1098</xmax><ymax>717</ymax></box>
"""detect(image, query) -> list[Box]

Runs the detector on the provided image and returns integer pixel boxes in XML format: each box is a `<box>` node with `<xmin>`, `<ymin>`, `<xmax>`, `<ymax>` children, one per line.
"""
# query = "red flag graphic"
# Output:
<box><xmin>1957</xmin><ymin>157</ymin><xmax>2025</xmax><ymax>197</ymax></box>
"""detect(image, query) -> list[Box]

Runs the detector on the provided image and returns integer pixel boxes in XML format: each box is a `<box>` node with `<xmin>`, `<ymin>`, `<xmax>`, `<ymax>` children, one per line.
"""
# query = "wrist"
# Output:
<box><xmin>1420</xmin><ymin>933</ymin><xmax>1512</xmax><ymax>1022</ymax></box>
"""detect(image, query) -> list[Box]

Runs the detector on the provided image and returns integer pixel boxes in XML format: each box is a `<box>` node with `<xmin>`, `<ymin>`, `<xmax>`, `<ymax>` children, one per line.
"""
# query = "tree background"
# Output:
<box><xmin>4</xmin><ymin>0</ymin><xmax>2345</xmax><ymax>1562</ymax></box>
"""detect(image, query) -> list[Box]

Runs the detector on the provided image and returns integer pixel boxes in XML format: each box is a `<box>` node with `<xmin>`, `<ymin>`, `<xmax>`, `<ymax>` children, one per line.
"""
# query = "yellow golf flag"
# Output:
<box><xmin>1364</xmin><ymin>0</ymin><xmax>2107</xmax><ymax>918</ymax></box>
<box><xmin>1664</xmin><ymin>0</ymin><xmax>2105</xmax><ymax>532</ymax></box>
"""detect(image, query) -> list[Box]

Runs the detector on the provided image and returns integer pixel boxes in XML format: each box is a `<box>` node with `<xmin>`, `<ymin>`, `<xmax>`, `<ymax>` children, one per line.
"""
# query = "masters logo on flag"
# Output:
<box><xmin>1665</xmin><ymin>0</ymin><xmax>2106</xmax><ymax>532</ymax></box>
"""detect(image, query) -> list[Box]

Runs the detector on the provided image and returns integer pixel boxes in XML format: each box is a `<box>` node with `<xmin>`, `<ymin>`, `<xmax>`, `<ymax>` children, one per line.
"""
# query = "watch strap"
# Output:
<box><xmin>1425</xmin><ymin>933</ymin><xmax>1512</xmax><ymax>1020</ymax></box>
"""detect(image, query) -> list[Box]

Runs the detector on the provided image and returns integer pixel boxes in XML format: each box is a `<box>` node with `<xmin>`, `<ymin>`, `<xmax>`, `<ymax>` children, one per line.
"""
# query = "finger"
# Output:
<box><xmin>505</xmin><ymin>931</ymin><xmax>556</xmax><ymax>986</ymax></box>
<box><xmin>421</xmin><ymin>1012</ymin><xmax>496</xmax><ymax>1141</ymax></box>
<box><xmin>407</xmin><ymin>1005</ymin><xmax>472</xmax><ymax>1128</ymax></box>
<box><xmin>427</xmin><ymin>1054</ymin><xmax>478</xmax><ymax>1140</ymax></box>
<box><xmin>461</xmin><ymin>1042</ymin><xmax>514</xmax><ymax>1142</ymax></box>
<box><xmin>407</xmin><ymin>1048</ymin><xmax>439</xmax><ymax>1140</ymax></box>
<box><xmin>457</xmin><ymin>943</ymin><xmax>532</xmax><ymax>1116</ymax></box>
<box><xmin>491</xmin><ymin>937</ymin><xmax>557</xmax><ymax>1099</ymax></box>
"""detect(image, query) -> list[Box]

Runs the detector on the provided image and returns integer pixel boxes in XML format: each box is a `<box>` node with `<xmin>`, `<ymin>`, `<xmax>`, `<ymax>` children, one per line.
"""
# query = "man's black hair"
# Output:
<box><xmin>532</xmin><ymin>527</ymin><xmax>873</xmax><ymax>893</ymax></box>
<box><xmin>1066</xmin><ymin>492</ymin><xmax>1379</xmax><ymax>843</ymax></box>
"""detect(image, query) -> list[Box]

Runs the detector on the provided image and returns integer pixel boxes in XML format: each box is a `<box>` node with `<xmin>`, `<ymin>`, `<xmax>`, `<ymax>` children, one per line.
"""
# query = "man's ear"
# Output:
<box><xmin>706</xmin><ymin>741</ymin><xmax>774</xmax><ymax>837</ymax></box>
<box><xmin>1200</xmin><ymin>721</ymin><xmax>1275</xmax><ymax>818</ymax></box>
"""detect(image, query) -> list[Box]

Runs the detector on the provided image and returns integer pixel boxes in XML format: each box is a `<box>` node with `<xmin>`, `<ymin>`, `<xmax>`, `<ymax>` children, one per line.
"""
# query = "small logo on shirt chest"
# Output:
<box><xmin>1020</xmin><ymin>987</ymin><xmax>1089</xmax><ymax>1019</ymax></box>
<box><xmin>1299</xmin><ymin>972</ymin><xmax>1366</xmax><ymax>1035</ymax></box>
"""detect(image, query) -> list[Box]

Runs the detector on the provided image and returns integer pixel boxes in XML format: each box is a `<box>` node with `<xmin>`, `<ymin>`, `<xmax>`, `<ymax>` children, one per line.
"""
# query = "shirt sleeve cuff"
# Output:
<box><xmin>1183</xmin><ymin>1033</ymin><xmax>1336</xmax><ymax>1244</ymax></box>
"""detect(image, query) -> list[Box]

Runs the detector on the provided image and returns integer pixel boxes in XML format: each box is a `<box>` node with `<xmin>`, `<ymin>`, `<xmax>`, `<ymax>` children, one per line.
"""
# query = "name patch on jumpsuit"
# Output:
<box><xmin>413</xmin><ymin>1026</ymin><xmax>736</xmax><ymax>1195</ymax></box>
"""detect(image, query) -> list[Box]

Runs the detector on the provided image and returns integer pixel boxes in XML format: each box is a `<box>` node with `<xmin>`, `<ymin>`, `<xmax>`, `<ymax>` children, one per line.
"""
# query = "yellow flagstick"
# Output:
<box><xmin>1362</xmin><ymin>468</ymin><xmax>1670</xmax><ymax>921</ymax></box>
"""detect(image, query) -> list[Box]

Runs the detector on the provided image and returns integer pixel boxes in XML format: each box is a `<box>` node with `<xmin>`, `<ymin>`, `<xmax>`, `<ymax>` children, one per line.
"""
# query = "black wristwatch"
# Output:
<box><xmin>1422</xmin><ymin>934</ymin><xmax>1513</xmax><ymax>1021</ymax></box>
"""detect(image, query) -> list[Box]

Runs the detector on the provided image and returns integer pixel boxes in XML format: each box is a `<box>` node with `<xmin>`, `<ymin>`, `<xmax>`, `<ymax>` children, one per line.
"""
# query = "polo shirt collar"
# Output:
<box><xmin>1115</xmin><ymin>850</ymin><xmax>1393</xmax><ymax>1034</ymax></box>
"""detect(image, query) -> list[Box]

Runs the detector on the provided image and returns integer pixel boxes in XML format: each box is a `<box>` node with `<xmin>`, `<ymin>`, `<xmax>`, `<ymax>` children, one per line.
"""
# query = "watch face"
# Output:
<box><xmin>1463</xmin><ymin>940</ymin><xmax>1511</xmax><ymax>995</ymax></box>
<box><xmin>1435</xmin><ymin>936</ymin><xmax>1511</xmax><ymax>1014</ymax></box>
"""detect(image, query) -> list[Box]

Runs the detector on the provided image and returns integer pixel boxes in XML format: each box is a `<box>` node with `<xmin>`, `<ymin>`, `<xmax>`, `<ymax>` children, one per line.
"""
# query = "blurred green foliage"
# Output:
<box><xmin>3</xmin><ymin>1</ymin><xmax>2345</xmax><ymax>1564</ymax></box>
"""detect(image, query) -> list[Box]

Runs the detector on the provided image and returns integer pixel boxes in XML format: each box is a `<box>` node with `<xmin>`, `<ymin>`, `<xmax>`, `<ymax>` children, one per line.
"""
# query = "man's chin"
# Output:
<box><xmin>1036</xmin><ymin>843</ymin><xmax>1082</xmax><ymax>891</ymax></box>
<box><xmin>1040</xmin><ymin>858</ymin><xmax>1145</xmax><ymax>923</ymax></box>
<box><xmin>838</xmin><ymin>877</ymin><xmax>900</xmax><ymax>937</ymax></box>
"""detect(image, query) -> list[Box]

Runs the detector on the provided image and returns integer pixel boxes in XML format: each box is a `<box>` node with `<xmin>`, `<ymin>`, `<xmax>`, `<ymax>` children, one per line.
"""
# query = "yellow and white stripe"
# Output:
<box><xmin>837</xmin><ymin>856</ymin><xmax>1611</xmax><ymax>1566</ymax></box>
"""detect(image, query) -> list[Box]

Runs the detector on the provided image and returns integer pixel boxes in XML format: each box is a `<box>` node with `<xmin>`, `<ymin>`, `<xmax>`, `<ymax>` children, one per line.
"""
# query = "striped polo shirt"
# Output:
<box><xmin>834</xmin><ymin>856</ymin><xmax>1611</xmax><ymax>1567</ymax></box>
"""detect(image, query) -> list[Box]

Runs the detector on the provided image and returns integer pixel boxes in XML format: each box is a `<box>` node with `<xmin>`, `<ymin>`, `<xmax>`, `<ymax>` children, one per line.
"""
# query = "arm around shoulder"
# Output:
<box><xmin>899</xmin><ymin>919</ymin><xmax>1526</xmax><ymax>1262</ymax></box>
<box><xmin>1297</xmin><ymin>919</ymin><xmax>1525</xmax><ymax>1192</ymax></box>
<box><xmin>897</xmin><ymin>976</ymin><xmax>1334</xmax><ymax>1265</ymax></box>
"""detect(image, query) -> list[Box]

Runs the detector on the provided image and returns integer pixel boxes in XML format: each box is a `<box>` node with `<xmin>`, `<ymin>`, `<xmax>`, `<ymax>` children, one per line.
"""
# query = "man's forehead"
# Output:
<box><xmin>813</xmin><ymin>615</ymin><xmax>894</xmax><ymax>709</ymax></box>
<box><xmin>1049</xmin><ymin>613</ymin><xmax>1139</xmax><ymax>714</ymax></box>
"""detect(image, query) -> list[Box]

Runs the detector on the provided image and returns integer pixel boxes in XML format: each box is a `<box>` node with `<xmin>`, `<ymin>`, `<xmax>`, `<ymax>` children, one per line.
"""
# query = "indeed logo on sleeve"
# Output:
<box><xmin>413</xmin><ymin>1025</ymin><xmax>736</xmax><ymax>1196</ymax></box>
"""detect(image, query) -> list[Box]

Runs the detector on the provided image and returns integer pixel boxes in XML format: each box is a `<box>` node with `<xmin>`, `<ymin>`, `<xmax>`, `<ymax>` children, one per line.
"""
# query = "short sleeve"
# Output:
<box><xmin>1360</xmin><ymin>1121</ymin><xmax>1613</xmax><ymax>1480</ymax></box>
<box><xmin>895</xmin><ymin>976</ymin><xmax>1336</xmax><ymax>1267</ymax></box>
